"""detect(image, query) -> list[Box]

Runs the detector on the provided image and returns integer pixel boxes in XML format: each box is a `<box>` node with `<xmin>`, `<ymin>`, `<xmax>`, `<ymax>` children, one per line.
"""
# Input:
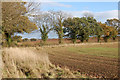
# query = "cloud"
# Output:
<box><xmin>65</xmin><ymin>10</ymin><xmax>118</xmax><ymax>23</ymax></box>
<box><xmin>94</xmin><ymin>10</ymin><xmax>118</xmax><ymax>22</ymax></box>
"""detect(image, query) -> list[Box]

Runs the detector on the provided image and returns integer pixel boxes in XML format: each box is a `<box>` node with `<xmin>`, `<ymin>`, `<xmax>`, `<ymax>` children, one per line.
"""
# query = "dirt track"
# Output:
<box><xmin>48</xmin><ymin>48</ymin><xmax>118</xmax><ymax>78</ymax></box>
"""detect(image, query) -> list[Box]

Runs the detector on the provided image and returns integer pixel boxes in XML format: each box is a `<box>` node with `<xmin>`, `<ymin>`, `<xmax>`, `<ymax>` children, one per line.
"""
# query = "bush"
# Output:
<box><xmin>30</xmin><ymin>38</ymin><xmax>37</xmax><ymax>41</ymax></box>
<box><xmin>12</xmin><ymin>36</ymin><xmax>22</xmax><ymax>42</ymax></box>
<box><xmin>22</xmin><ymin>38</ymin><xmax>29</xmax><ymax>42</ymax></box>
<box><xmin>2</xmin><ymin>41</ymin><xmax>7</xmax><ymax>47</ymax></box>
<box><xmin>2</xmin><ymin>40</ymin><xmax>18</xmax><ymax>47</ymax></box>
<box><xmin>103</xmin><ymin>36</ymin><xmax>110</xmax><ymax>42</ymax></box>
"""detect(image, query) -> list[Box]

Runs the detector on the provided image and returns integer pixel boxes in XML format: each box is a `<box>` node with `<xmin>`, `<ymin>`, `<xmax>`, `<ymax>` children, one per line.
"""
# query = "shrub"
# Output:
<box><xmin>30</xmin><ymin>38</ymin><xmax>37</xmax><ymax>41</ymax></box>
<box><xmin>22</xmin><ymin>38</ymin><xmax>29</xmax><ymax>42</ymax></box>
<box><xmin>12</xmin><ymin>36</ymin><xmax>22</xmax><ymax>42</ymax></box>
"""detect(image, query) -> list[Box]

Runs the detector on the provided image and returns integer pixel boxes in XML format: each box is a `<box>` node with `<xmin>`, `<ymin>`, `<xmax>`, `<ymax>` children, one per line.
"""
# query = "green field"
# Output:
<box><xmin>45</xmin><ymin>42</ymin><xmax>118</xmax><ymax>58</ymax></box>
<box><xmin>67</xmin><ymin>46</ymin><xmax>118</xmax><ymax>58</ymax></box>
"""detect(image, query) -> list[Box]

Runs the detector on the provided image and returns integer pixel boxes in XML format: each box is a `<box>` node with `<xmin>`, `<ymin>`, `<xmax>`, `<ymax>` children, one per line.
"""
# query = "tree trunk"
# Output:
<box><xmin>58</xmin><ymin>34</ymin><xmax>63</xmax><ymax>44</ymax></box>
<box><xmin>104</xmin><ymin>36</ymin><xmax>109</xmax><ymax>42</ymax></box>
<box><xmin>41</xmin><ymin>33</ymin><xmax>48</xmax><ymax>45</ymax></box>
<box><xmin>72</xmin><ymin>35</ymin><xmax>77</xmax><ymax>44</ymax></box>
<box><xmin>97</xmin><ymin>38</ymin><xmax>100</xmax><ymax>42</ymax></box>
<box><xmin>97</xmin><ymin>35</ymin><xmax>100</xmax><ymax>42</ymax></box>
<box><xmin>86</xmin><ymin>39</ymin><xmax>88</xmax><ymax>42</ymax></box>
<box><xmin>81</xmin><ymin>39</ymin><xmax>84</xmax><ymax>43</ymax></box>
<box><xmin>5</xmin><ymin>33</ymin><xmax>12</xmax><ymax>47</ymax></box>
<box><xmin>80</xmin><ymin>36</ymin><xmax>84</xmax><ymax>43</ymax></box>
<box><xmin>58</xmin><ymin>29</ymin><xmax>63</xmax><ymax>44</ymax></box>
<box><xmin>113</xmin><ymin>36</ymin><xmax>116</xmax><ymax>40</ymax></box>
<box><xmin>72</xmin><ymin>39</ymin><xmax>76</xmax><ymax>44</ymax></box>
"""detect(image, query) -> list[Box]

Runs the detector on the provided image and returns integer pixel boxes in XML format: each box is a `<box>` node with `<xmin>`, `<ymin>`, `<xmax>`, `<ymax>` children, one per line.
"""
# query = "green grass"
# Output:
<box><xmin>67</xmin><ymin>47</ymin><xmax>118</xmax><ymax>58</ymax></box>
<box><xmin>45</xmin><ymin>42</ymin><xmax>118</xmax><ymax>58</ymax></box>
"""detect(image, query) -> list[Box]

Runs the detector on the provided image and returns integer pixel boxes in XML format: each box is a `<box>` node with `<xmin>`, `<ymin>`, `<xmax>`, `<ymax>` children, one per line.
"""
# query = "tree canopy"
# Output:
<box><xmin>63</xmin><ymin>17</ymin><xmax>103</xmax><ymax>43</ymax></box>
<box><xmin>2</xmin><ymin>2</ymin><xmax>38</xmax><ymax>46</ymax></box>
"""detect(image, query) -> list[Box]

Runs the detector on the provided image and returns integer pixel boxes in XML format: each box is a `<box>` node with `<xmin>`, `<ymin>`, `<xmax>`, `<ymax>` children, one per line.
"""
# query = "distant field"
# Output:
<box><xmin>19</xmin><ymin>37</ymin><xmax>118</xmax><ymax>47</ymax></box>
<box><xmin>67</xmin><ymin>44</ymin><xmax>118</xmax><ymax>58</ymax></box>
<box><xmin>36</xmin><ymin>42</ymin><xmax>118</xmax><ymax>78</ymax></box>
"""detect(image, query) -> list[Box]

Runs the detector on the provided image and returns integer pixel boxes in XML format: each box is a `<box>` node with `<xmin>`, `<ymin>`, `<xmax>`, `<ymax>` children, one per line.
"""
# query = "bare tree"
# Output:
<box><xmin>33</xmin><ymin>12</ymin><xmax>54</xmax><ymax>43</ymax></box>
<box><xmin>49</xmin><ymin>10</ymin><xmax>70</xmax><ymax>44</ymax></box>
<box><xmin>25</xmin><ymin>2</ymin><xmax>41</xmax><ymax>16</ymax></box>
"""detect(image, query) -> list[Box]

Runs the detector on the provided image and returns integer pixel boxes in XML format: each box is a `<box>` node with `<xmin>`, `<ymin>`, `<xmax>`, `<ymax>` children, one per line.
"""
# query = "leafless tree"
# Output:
<box><xmin>49</xmin><ymin>10</ymin><xmax>70</xmax><ymax>44</ymax></box>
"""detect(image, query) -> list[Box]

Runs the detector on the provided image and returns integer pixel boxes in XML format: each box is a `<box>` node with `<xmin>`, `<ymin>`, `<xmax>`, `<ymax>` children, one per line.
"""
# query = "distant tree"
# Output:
<box><xmin>78</xmin><ymin>16</ymin><xmax>101</xmax><ymax>42</ymax></box>
<box><xmin>111</xmin><ymin>29</ymin><xmax>118</xmax><ymax>40</ymax></box>
<box><xmin>83</xmin><ymin>17</ymin><xmax>103</xmax><ymax>42</ymax></box>
<box><xmin>77</xmin><ymin>17</ymin><xmax>90</xmax><ymax>42</ymax></box>
<box><xmin>63</xmin><ymin>17</ymin><xmax>90</xmax><ymax>43</ymax></box>
<box><xmin>33</xmin><ymin>12</ymin><xmax>54</xmax><ymax>43</ymax></box>
<box><xmin>99</xmin><ymin>23</ymin><xmax>113</xmax><ymax>42</ymax></box>
<box><xmin>49</xmin><ymin>10</ymin><xmax>70</xmax><ymax>44</ymax></box>
<box><xmin>105</xmin><ymin>18</ymin><xmax>119</xmax><ymax>40</ymax></box>
<box><xmin>105</xmin><ymin>18</ymin><xmax>119</xmax><ymax>30</ymax></box>
<box><xmin>63</xmin><ymin>17</ymin><xmax>103</xmax><ymax>43</ymax></box>
<box><xmin>63</xmin><ymin>17</ymin><xmax>79</xmax><ymax>43</ymax></box>
<box><xmin>2</xmin><ymin>2</ymin><xmax>38</xmax><ymax>47</ymax></box>
<box><xmin>94</xmin><ymin>23</ymin><xmax>103</xmax><ymax>42</ymax></box>
<box><xmin>23</xmin><ymin>38</ymin><xmax>29</xmax><ymax>42</ymax></box>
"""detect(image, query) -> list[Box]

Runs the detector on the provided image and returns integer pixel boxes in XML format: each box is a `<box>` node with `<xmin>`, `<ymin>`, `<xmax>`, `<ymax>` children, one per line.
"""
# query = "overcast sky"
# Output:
<box><xmin>18</xmin><ymin>1</ymin><xmax>119</xmax><ymax>39</ymax></box>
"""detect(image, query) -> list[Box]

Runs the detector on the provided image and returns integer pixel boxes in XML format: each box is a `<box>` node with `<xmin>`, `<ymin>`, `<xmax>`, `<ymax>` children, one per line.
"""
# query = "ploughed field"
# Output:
<box><xmin>43</xmin><ymin>42</ymin><xmax>118</xmax><ymax>78</ymax></box>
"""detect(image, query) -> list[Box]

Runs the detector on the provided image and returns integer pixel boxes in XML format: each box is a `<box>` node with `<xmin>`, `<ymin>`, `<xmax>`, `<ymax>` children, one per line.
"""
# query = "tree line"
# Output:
<box><xmin>1</xmin><ymin>2</ymin><xmax>119</xmax><ymax>47</ymax></box>
<box><xmin>63</xmin><ymin>17</ymin><xmax>119</xmax><ymax>43</ymax></box>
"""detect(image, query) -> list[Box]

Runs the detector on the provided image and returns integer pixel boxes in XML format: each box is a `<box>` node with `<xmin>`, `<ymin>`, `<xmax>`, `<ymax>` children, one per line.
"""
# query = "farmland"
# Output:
<box><xmin>2</xmin><ymin>35</ymin><xmax>119</xmax><ymax>78</ymax></box>
<box><xmin>2</xmin><ymin>2</ymin><xmax>119</xmax><ymax>79</ymax></box>
<box><xmin>2</xmin><ymin>41</ymin><xmax>119</xmax><ymax>78</ymax></box>
<box><xmin>38</xmin><ymin>42</ymin><xmax>118</xmax><ymax>78</ymax></box>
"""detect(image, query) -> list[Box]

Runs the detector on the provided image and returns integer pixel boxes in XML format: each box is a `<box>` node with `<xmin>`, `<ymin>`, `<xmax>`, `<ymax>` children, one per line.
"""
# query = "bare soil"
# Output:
<box><xmin>46</xmin><ymin>43</ymin><xmax>118</xmax><ymax>78</ymax></box>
